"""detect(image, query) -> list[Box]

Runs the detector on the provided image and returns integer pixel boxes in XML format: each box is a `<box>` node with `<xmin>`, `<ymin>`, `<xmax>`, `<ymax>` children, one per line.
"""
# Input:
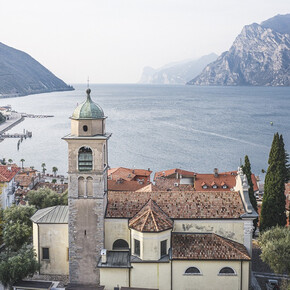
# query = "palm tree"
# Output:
<box><xmin>20</xmin><ymin>158</ymin><xmax>25</xmax><ymax>169</ymax></box>
<box><xmin>52</xmin><ymin>166</ymin><xmax>58</xmax><ymax>177</ymax></box>
<box><xmin>8</xmin><ymin>159</ymin><xmax>13</xmax><ymax>164</ymax></box>
<box><xmin>41</xmin><ymin>163</ymin><xmax>46</xmax><ymax>175</ymax></box>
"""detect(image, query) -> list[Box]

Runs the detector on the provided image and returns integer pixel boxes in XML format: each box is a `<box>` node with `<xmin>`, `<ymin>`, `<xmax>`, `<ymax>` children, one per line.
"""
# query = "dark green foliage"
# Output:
<box><xmin>0</xmin><ymin>112</ymin><xmax>5</xmax><ymax>124</ymax></box>
<box><xmin>27</xmin><ymin>188</ymin><xmax>68</xmax><ymax>210</ymax></box>
<box><xmin>260</xmin><ymin>133</ymin><xmax>287</xmax><ymax>231</ymax></box>
<box><xmin>2</xmin><ymin>205</ymin><xmax>36</xmax><ymax>251</ymax></box>
<box><xmin>0</xmin><ymin>244</ymin><xmax>39</xmax><ymax>288</ymax></box>
<box><xmin>258</xmin><ymin>226</ymin><xmax>290</xmax><ymax>275</ymax></box>
<box><xmin>241</xmin><ymin>155</ymin><xmax>258</xmax><ymax>234</ymax></box>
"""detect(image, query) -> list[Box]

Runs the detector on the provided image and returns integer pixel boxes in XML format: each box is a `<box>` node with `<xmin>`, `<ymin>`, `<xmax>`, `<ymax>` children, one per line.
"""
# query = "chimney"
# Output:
<box><xmin>101</xmin><ymin>249</ymin><xmax>107</xmax><ymax>264</ymax></box>
<box><xmin>214</xmin><ymin>168</ymin><xmax>218</xmax><ymax>178</ymax></box>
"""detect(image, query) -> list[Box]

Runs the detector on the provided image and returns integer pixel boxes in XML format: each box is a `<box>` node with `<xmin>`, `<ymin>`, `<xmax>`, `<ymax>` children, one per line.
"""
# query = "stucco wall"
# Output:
<box><xmin>173</xmin><ymin>220</ymin><xmax>244</xmax><ymax>244</ymax></box>
<box><xmin>131</xmin><ymin>229</ymin><xmax>171</xmax><ymax>260</ymax></box>
<box><xmin>100</xmin><ymin>268</ymin><xmax>129</xmax><ymax>290</ymax></box>
<box><xmin>105</xmin><ymin>219</ymin><xmax>130</xmax><ymax>250</ymax></box>
<box><xmin>33</xmin><ymin>222</ymin><xmax>39</xmax><ymax>261</ymax></box>
<box><xmin>172</xmin><ymin>260</ymin><xmax>249</xmax><ymax>290</ymax></box>
<box><xmin>130</xmin><ymin>262</ymin><xmax>170</xmax><ymax>290</ymax></box>
<box><xmin>38</xmin><ymin>223</ymin><xmax>69</xmax><ymax>275</ymax></box>
<box><xmin>71</xmin><ymin>119</ymin><xmax>104</xmax><ymax>137</ymax></box>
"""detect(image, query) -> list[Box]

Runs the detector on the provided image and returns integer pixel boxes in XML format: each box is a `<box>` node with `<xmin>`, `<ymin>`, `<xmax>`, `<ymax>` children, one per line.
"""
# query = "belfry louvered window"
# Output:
<box><xmin>78</xmin><ymin>146</ymin><xmax>93</xmax><ymax>171</ymax></box>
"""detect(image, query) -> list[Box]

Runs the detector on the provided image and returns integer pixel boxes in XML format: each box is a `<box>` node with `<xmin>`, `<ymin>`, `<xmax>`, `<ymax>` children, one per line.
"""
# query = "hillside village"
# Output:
<box><xmin>0</xmin><ymin>89</ymin><xmax>289</xmax><ymax>290</ymax></box>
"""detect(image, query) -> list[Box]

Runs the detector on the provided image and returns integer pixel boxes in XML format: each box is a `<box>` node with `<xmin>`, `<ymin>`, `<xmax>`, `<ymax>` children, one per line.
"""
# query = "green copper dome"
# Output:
<box><xmin>72</xmin><ymin>89</ymin><xmax>105</xmax><ymax>119</ymax></box>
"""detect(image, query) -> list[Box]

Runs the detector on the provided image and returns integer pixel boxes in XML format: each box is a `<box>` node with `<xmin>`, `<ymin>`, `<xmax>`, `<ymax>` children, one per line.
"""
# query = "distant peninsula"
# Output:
<box><xmin>0</xmin><ymin>42</ymin><xmax>74</xmax><ymax>98</ymax></box>
<box><xmin>187</xmin><ymin>14</ymin><xmax>290</xmax><ymax>87</ymax></box>
<box><xmin>139</xmin><ymin>53</ymin><xmax>218</xmax><ymax>85</ymax></box>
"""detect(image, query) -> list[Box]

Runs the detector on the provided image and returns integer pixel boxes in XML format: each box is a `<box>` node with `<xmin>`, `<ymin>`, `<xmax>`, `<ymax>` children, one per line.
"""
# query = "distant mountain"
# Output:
<box><xmin>187</xmin><ymin>14</ymin><xmax>290</xmax><ymax>86</ymax></box>
<box><xmin>0</xmin><ymin>42</ymin><xmax>73</xmax><ymax>98</ymax></box>
<box><xmin>139</xmin><ymin>53</ymin><xmax>218</xmax><ymax>84</ymax></box>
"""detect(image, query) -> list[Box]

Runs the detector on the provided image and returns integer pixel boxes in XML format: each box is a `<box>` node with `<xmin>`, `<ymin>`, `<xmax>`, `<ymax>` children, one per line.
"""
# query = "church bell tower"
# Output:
<box><xmin>63</xmin><ymin>88</ymin><xmax>111</xmax><ymax>286</ymax></box>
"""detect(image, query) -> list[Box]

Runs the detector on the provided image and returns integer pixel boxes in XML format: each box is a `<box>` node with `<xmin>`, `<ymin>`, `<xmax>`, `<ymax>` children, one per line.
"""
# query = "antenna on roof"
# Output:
<box><xmin>87</xmin><ymin>76</ymin><xmax>90</xmax><ymax>89</ymax></box>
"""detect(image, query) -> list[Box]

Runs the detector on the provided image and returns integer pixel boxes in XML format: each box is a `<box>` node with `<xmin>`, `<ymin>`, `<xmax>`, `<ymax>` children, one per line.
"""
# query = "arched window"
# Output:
<box><xmin>87</xmin><ymin>177</ymin><xmax>93</xmax><ymax>197</ymax></box>
<box><xmin>78</xmin><ymin>146</ymin><xmax>93</xmax><ymax>171</ymax></box>
<box><xmin>78</xmin><ymin>177</ymin><xmax>85</xmax><ymax>197</ymax></box>
<box><xmin>184</xmin><ymin>267</ymin><xmax>201</xmax><ymax>275</ymax></box>
<box><xmin>218</xmin><ymin>267</ymin><xmax>236</xmax><ymax>275</ymax></box>
<box><xmin>113</xmin><ymin>239</ymin><xmax>129</xmax><ymax>250</ymax></box>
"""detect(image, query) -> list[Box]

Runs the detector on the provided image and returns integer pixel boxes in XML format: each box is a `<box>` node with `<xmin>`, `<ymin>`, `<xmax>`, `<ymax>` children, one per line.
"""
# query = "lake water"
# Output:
<box><xmin>0</xmin><ymin>84</ymin><xmax>289</xmax><ymax>180</ymax></box>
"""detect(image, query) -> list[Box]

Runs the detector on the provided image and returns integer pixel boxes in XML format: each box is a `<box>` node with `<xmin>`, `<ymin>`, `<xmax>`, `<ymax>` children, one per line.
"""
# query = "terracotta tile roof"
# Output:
<box><xmin>108</xmin><ymin>167</ymin><xmax>152</xmax><ymax>182</ymax></box>
<box><xmin>251</xmin><ymin>174</ymin><xmax>259</xmax><ymax>192</ymax></box>
<box><xmin>154</xmin><ymin>178</ymin><xmax>194</xmax><ymax>192</ymax></box>
<box><xmin>15</xmin><ymin>175</ymin><xmax>33</xmax><ymax>187</ymax></box>
<box><xmin>154</xmin><ymin>168</ymin><xmax>195</xmax><ymax>180</ymax></box>
<box><xmin>172</xmin><ymin>233</ymin><xmax>251</xmax><ymax>260</ymax></box>
<box><xmin>194</xmin><ymin>172</ymin><xmax>237</xmax><ymax>191</ymax></box>
<box><xmin>106</xmin><ymin>191</ymin><xmax>246</xmax><ymax>219</ymax></box>
<box><xmin>108</xmin><ymin>179</ymin><xmax>148</xmax><ymax>191</ymax></box>
<box><xmin>0</xmin><ymin>165</ymin><xmax>20</xmax><ymax>182</ymax></box>
<box><xmin>129</xmin><ymin>199</ymin><xmax>173</xmax><ymax>232</ymax></box>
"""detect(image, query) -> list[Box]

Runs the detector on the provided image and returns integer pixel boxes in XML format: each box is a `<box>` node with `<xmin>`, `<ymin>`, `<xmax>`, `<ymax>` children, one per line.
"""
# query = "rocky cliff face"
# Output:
<box><xmin>139</xmin><ymin>53</ymin><xmax>218</xmax><ymax>84</ymax></box>
<box><xmin>187</xmin><ymin>14</ymin><xmax>290</xmax><ymax>86</ymax></box>
<box><xmin>0</xmin><ymin>42</ymin><xmax>73</xmax><ymax>98</ymax></box>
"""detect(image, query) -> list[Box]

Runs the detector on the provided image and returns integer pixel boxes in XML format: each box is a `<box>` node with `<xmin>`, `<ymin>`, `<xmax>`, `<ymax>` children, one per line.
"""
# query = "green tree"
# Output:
<box><xmin>260</xmin><ymin>133</ymin><xmax>287</xmax><ymax>231</ymax></box>
<box><xmin>0</xmin><ymin>244</ymin><xmax>39</xmax><ymax>289</ymax></box>
<box><xmin>27</xmin><ymin>188</ymin><xmax>68</xmax><ymax>210</ymax></box>
<box><xmin>41</xmin><ymin>163</ymin><xmax>46</xmax><ymax>175</ymax></box>
<box><xmin>0</xmin><ymin>112</ymin><xmax>5</xmax><ymax>124</ymax></box>
<box><xmin>241</xmin><ymin>155</ymin><xmax>258</xmax><ymax>235</ymax></box>
<box><xmin>2</xmin><ymin>206</ymin><xmax>36</xmax><ymax>251</ymax></box>
<box><xmin>20</xmin><ymin>158</ymin><xmax>25</xmax><ymax>169</ymax></box>
<box><xmin>8</xmin><ymin>159</ymin><xmax>13</xmax><ymax>164</ymax></box>
<box><xmin>258</xmin><ymin>226</ymin><xmax>290</xmax><ymax>275</ymax></box>
<box><xmin>52</xmin><ymin>166</ymin><xmax>58</xmax><ymax>177</ymax></box>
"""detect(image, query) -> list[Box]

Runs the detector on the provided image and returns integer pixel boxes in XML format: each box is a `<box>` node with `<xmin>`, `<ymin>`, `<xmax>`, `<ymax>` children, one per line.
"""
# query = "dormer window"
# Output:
<box><xmin>211</xmin><ymin>182</ymin><xmax>218</xmax><ymax>189</ymax></box>
<box><xmin>201</xmin><ymin>182</ymin><xmax>208</xmax><ymax>189</ymax></box>
<box><xmin>78</xmin><ymin>146</ymin><xmax>93</xmax><ymax>171</ymax></box>
<box><xmin>221</xmin><ymin>182</ymin><xmax>228</xmax><ymax>189</ymax></box>
<box><xmin>212</xmin><ymin>185</ymin><xmax>218</xmax><ymax>189</ymax></box>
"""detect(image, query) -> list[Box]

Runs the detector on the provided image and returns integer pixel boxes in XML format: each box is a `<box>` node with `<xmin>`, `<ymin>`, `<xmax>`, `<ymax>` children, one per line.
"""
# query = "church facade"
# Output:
<box><xmin>31</xmin><ymin>89</ymin><xmax>258</xmax><ymax>290</ymax></box>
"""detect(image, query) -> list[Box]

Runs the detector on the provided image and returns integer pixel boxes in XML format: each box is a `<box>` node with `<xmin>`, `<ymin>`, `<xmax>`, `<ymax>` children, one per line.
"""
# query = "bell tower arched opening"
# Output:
<box><xmin>78</xmin><ymin>146</ymin><xmax>93</xmax><ymax>171</ymax></box>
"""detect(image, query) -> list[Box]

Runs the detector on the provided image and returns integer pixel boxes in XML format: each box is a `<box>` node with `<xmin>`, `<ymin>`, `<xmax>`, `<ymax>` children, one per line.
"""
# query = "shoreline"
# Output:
<box><xmin>0</xmin><ymin>112</ymin><xmax>24</xmax><ymax>135</ymax></box>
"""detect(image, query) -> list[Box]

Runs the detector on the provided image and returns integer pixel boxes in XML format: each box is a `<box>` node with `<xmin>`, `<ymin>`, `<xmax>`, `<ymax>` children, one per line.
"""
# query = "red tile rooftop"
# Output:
<box><xmin>129</xmin><ymin>199</ymin><xmax>173</xmax><ymax>232</ymax></box>
<box><xmin>108</xmin><ymin>179</ymin><xmax>148</xmax><ymax>192</ymax></box>
<box><xmin>154</xmin><ymin>168</ymin><xmax>195</xmax><ymax>180</ymax></box>
<box><xmin>172</xmin><ymin>233</ymin><xmax>251</xmax><ymax>260</ymax></box>
<box><xmin>107</xmin><ymin>190</ymin><xmax>246</xmax><ymax>219</ymax></box>
<box><xmin>0</xmin><ymin>165</ymin><xmax>21</xmax><ymax>182</ymax></box>
<box><xmin>108</xmin><ymin>167</ymin><xmax>152</xmax><ymax>182</ymax></box>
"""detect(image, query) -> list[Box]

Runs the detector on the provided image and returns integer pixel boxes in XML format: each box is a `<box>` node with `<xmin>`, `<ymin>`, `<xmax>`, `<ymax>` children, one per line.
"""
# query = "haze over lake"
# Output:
<box><xmin>0</xmin><ymin>84</ymin><xmax>289</xmax><ymax>179</ymax></box>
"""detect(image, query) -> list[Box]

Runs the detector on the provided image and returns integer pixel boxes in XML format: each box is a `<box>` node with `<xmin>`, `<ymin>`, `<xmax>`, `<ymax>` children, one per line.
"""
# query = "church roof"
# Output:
<box><xmin>129</xmin><ymin>199</ymin><xmax>173</xmax><ymax>232</ymax></box>
<box><xmin>172</xmin><ymin>233</ymin><xmax>251</xmax><ymax>260</ymax></box>
<box><xmin>31</xmin><ymin>205</ymin><xmax>68</xmax><ymax>224</ymax></box>
<box><xmin>71</xmin><ymin>89</ymin><xmax>104</xmax><ymax>120</ymax></box>
<box><xmin>106</xmin><ymin>190</ymin><xmax>246</xmax><ymax>219</ymax></box>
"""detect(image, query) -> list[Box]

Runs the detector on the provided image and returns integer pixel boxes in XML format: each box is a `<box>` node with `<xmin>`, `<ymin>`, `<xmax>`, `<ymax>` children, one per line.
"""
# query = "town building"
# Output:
<box><xmin>0</xmin><ymin>164</ymin><xmax>20</xmax><ymax>209</ymax></box>
<box><xmin>30</xmin><ymin>89</ymin><xmax>258</xmax><ymax>290</ymax></box>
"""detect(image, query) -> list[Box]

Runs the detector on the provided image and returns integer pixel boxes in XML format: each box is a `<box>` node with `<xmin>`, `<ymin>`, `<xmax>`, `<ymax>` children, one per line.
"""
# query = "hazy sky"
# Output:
<box><xmin>0</xmin><ymin>0</ymin><xmax>289</xmax><ymax>83</ymax></box>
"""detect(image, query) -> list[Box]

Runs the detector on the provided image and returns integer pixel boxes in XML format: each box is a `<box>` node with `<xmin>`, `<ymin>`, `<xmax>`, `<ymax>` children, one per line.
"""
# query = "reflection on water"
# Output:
<box><xmin>0</xmin><ymin>84</ymin><xmax>289</xmax><ymax>179</ymax></box>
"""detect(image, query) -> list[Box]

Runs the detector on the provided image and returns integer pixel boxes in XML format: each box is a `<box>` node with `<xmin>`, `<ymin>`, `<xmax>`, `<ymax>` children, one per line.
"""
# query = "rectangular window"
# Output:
<box><xmin>161</xmin><ymin>240</ymin><xmax>167</xmax><ymax>257</ymax></box>
<box><xmin>134</xmin><ymin>239</ymin><xmax>140</xmax><ymax>256</ymax></box>
<box><xmin>42</xmin><ymin>247</ymin><xmax>49</xmax><ymax>260</ymax></box>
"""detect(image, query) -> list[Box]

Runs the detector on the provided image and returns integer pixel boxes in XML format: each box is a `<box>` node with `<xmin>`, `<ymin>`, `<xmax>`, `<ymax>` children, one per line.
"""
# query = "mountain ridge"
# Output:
<box><xmin>139</xmin><ymin>53</ymin><xmax>218</xmax><ymax>85</ymax></box>
<box><xmin>0</xmin><ymin>42</ymin><xmax>73</xmax><ymax>98</ymax></box>
<box><xmin>187</xmin><ymin>14</ymin><xmax>290</xmax><ymax>87</ymax></box>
